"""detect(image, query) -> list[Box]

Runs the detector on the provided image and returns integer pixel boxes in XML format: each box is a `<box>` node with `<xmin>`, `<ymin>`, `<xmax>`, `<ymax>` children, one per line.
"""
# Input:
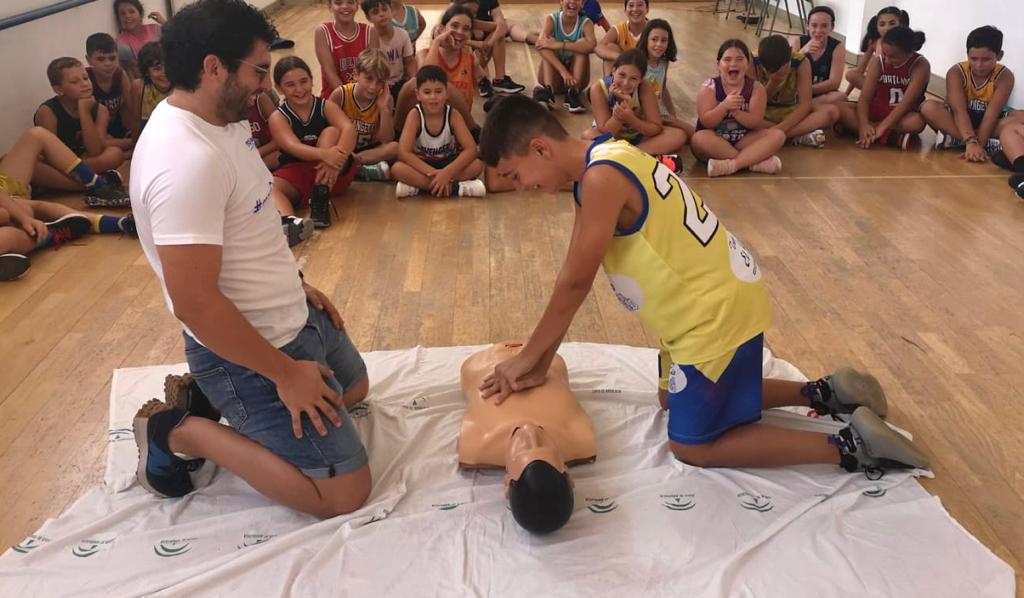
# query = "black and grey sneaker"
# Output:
<box><xmin>46</xmin><ymin>214</ymin><xmax>92</xmax><ymax>248</ymax></box>
<box><xmin>834</xmin><ymin>407</ymin><xmax>930</xmax><ymax>472</ymax></box>
<box><xmin>532</xmin><ymin>85</ymin><xmax>555</xmax><ymax>110</ymax></box>
<box><xmin>806</xmin><ymin>367</ymin><xmax>888</xmax><ymax>418</ymax></box>
<box><xmin>282</xmin><ymin>215</ymin><xmax>314</xmax><ymax>246</ymax></box>
<box><xmin>991</xmin><ymin>150</ymin><xmax>1012</xmax><ymax>171</ymax></box>
<box><xmin>133</xmin><ymin>399</ymin><xmax>202</xmax><ymax>498</ymax></box>
<box><xmin>102</xmin><ymin>169</ymin><xmax>125</xmax><ymax>189</ymax></box>
<box><xmin>1010</xmin><ymin>173</ymin><xmax>1024</xmax><ymax>200</ymax></box>
<box><xmin>478</xmin><ymin>78</ymin><xmax>495</xmax><ymax>98</ymax></box>
<box><xmin>164</xmin><ymin>373</ymin><xmax>221</xmax><ymax>423</ymax></box>
<box><xmin>564</xmin><ymin>87</ymin><xmax>585</xmax><ymax>113</ymax></box>
<box><xmin>310</xmin><ymin>185</ymin><xmax>332</xmax><ymax>229</ymax></box>
<box><xmin>492</xmin><ymin>76</ymin><xmax>525</xmax><ymax>94</ymax></box>
<box><xmin>0</xmin><ymin>254</ymin><xmax>30</xmax><ymax>281</ymax></box>
<box><xmin>84</xmin><ymin>184</ymin><xmax>131</xmax><ymax>208</ymax></box>
<box><xmin>118</xmin><ymin>213</ymin><xmax>137</xmax><ymax>238</ymax></box>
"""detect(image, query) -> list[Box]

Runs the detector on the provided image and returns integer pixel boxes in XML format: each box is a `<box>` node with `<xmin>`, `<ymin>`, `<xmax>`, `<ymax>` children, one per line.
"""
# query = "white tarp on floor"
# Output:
<box><xmin>0</xmin><ymin>343</ymin><xmax>1014</xmax><ymax>597</ymax></box>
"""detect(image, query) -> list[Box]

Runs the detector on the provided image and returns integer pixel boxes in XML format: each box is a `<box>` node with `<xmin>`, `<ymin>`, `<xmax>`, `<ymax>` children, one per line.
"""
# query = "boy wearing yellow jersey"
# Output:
<box><xmin>477</xmin><ymin>95</ymin><xmax>929</xmax><ymax>474</ymax></box>
<box><xmin>329</xmin><ymin>49</ymin><xmax>399</xmax><ymax>181</ymax></box>
<box><xmin>922</xmin><ymin>26</ymin><xmax>1015</xmax><ymax>162</ymax></box>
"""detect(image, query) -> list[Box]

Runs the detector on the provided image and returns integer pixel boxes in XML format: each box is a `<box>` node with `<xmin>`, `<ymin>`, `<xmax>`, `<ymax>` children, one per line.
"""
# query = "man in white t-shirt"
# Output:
<box><xmin>130</xmin><ymin>0</ymin><xmax>371</xmax><ymax>518</ymax></box>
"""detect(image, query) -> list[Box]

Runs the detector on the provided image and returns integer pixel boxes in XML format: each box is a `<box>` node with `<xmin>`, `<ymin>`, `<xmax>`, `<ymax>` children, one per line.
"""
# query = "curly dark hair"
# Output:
<box><xmin>160</xmin><ymin>0</ymin><xmax>277</xmax><ymax>92</ymax></box>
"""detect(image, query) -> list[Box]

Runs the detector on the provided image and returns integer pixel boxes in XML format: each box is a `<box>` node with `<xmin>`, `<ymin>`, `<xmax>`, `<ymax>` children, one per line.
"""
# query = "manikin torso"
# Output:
<box><xmin>458</xmin><ymin>342</ymin><xmax>597</xmax><ymax>469</ymax></box>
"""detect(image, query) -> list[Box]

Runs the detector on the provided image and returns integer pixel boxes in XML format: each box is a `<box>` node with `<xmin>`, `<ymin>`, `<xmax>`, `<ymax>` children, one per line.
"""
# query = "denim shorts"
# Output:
<box><xmin>659</xmin><ymin>334</ymin><xmax>764</xmax><ymax>445</ymax></box>
<box><xmin>183</xmin><ymin>303</ymin><xmax>368</xmax><ymax>478</ymax></box>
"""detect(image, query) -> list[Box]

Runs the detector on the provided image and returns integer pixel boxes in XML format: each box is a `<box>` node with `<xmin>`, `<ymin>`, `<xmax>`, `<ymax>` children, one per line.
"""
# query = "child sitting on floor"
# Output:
<box><xmin>32</xmin><ymin>57</ymin><xmax>128</xmax><ymax>203</ymax></box>
<box><xmin>845</xmin><ymin>6</ymin><xmax>908</xmax><ymax>95</ymax></box>
<box><xmin>130</xmin><ymin>42</ymin><xmax>173</xmax><ymax>137</ymax></box>
<box><xmin>691</xmin><ymin>39</ymin><xmax>785</xmax><ymax>177</ymax></box>
<box><xmin>84</xmin><ymin>33</ymin><xmax>133</xmax><ymax>152</ymax></box>
<box><xmin>392</xmin><ymin>66</ymin><xmax>485</xmax><ymax>198</ymax></box>
<box><xmin>585</xmin><ymin>49</ymin><xmax>686</xmax><ymax>170</ymax></box>
<box><xmin>329</xmin><ymin>49</ymin><xmax>398</xmax><ymax>181</ymax></box>
<box><xmin>637</xmin><ymin>19</ymin><xmax>693</xmax><ymax>136</ymax></box>
<box><xmin>922</xmin><ymin>26</ymin><xmax>1014</xmax><ymax>162</ymax></box>
<box><xmin>364</xmin><ymin>0</ymin><xmax>416</xmax><ymax>102</ymax></box>
<box><xmin>751</xmin><ymin>35</ymin><xmax>839</xmax><ymax>148</ymax></box>
<box><xmin>1</xmin><ymin>127</ymin><xmax>134</xmax><ymax>281</ymax></box>
<box><xmin>316</xmin><ymin>0</ymin><xmax>374</xmax><ymax>98</ymax></box>
<box><xmin>836</xmin><ymin>26</ymin><xmax>929</xmax><ymax>151</ymax></box>
<box><xmin>390</xmin><ymin>0</ymin><xmax>426</xmax><ymax>48</ymax></box>
<box><xmin>532</xmin><ymin>0</ymin><xmax>597</xmax><ymax>114</ymax></box>
<box><xmin>269</xmin><ymin>56</ymin><xmax>358</xmax><ymax>231</ymax></box>
<box><xmin>595</xmin><ymin>0</ymin><xmax>649</xmax><ymax>76</ymax></box>
<box><xmin>790</xmin><ymin>6</ymin><xmax>847</xmax><ymax>105</ymax></box>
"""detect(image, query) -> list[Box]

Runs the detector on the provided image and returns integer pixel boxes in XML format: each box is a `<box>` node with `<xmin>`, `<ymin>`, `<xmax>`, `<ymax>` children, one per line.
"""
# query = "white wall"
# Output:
<box><xmin>0</xmin><ymin>0</ymin><xmax>166</xmax><ymax>152</ymax></box>
<box><xmin>813</xmin><ymin>0</ymin><xmax>1024</xmax><ymax>106</ymax></box>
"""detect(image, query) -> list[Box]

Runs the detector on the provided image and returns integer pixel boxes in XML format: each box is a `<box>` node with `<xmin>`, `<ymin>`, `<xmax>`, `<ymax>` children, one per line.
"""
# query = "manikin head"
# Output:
<box><xmin>504</xmin><ymin>423</ymin><xmax>574</xmax><ymax>534</ymax></box>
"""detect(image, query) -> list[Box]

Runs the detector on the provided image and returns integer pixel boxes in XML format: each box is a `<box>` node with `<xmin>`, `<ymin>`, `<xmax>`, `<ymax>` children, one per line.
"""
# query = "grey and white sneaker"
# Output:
<box><xmin>807</xmin><ymin>367</ymin><xmax>888</xmax><ymax>418</ymax></box>
<box><xmin>792</xmin><ymin>129</ymin><xmax>826</xmax><ymax>148</ymax></box>
<box><xmin>835</xmin><ymin>407</ymin><xmax>930</xmax><ymax>472</ymax></box>
<box><xmin>985</xmin><ymin>137</ymin><xmax>1003</xmax><ymax>156</ymax></box>
<box><xmin>84</xmin><ymin>184</ymin><xmax>131</xmax><ymax>208</ymax></box>
<box><xmin>282</xmin><ymin>215</ymin><xmax>314</xmax><ymax>246</ymax></box>
<box><xmin>357</xmin><ymin>161</ymin><xmax>391</xmax><ymax>182</ymax></box>
<box><xmin>395</xmin><ymin>181</ymin><xmax>419</xmax><ymax>198</ymax></box>
<box><xmin>456</xmin><ymin>179</ymin><xmax>486</xmax><ymax>197</ymax></box>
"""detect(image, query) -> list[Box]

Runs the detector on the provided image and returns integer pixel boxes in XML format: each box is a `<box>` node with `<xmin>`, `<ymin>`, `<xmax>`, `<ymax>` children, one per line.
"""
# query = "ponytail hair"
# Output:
<box><xmin>860</xmin><ymin>6</ymin><xmax>910</xmax><ymax>53</ymax></box>
<box><xmin>882</xmin><ymin>26</ymin><xmax>925</xmax><ymax>54</ymax></box>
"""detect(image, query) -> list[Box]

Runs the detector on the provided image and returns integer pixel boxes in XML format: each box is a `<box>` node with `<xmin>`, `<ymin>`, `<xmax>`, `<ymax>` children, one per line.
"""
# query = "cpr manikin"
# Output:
<box><xmin>459</xmin><ymin>342</ymin><xmax>596</xmax><ymax>533</ymax></box>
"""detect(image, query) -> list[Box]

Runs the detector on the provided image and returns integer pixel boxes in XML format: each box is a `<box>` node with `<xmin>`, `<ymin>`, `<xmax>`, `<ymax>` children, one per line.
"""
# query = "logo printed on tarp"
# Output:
<box><xmin>108</xmin><ymin>427</ymin><xmax>133</xmax><ymax>442</ymax></box>
<box><xmin>737</xmin><ymin>492</ymin><xmax>774</xmax><ymax>512</ymax></box>
<box><xmin>660</xmin><ymin>493</ymin><xmax>696</xmax><ymax>511</ymax></box>
<box><xmin>237</xmin><ymin>534</ymin><xmax>275</xmax><ymax>549</ymax></box>
<box><xmin>586</xmin><ymin>497</ymin><xmax>618</xmax><ymax>513</ymax></box>
<box><xmin>154</xmin><ymin>538</ymin><xmax>195</xmax><ymax>557</ymax></box>
<box><xmin>432</xmin><ymin>502</ymin><xmax>465</xmax><ymax>511</ymax></box>
<box><xmin>72</xmin><ymin>538</ymin><xmax>114</xmax><ymax>558</ymax></box>
<box><xmin>11</xmin><ymin>534</ymin><xmax>50</xmax><ymax>554</ymax></box>
<box><xmin>349</xmin><ymin>404</ymin><xmax>370</xmax><ymax>418</ymax></box>
<box><xmin>404</xmin><ymin>397</ymin><xmax>428</xmax><ymax>411</ymax></box>
<box><xmin>862</xmin><ymin>485</ymin><xmax>887</xmax><ymax>498</ymax></box>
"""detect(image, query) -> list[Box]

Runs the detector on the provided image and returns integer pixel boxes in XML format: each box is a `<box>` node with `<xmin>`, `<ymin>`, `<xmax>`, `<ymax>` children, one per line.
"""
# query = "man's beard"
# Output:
<box><xmin>215</xmin><ymin>74</ymin><xmax>252</xmax><ymax>123</ymax></box>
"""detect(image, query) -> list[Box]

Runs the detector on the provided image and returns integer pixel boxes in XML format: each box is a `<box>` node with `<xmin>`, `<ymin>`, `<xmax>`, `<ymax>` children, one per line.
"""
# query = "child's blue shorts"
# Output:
<box><xmin>659</xmin><ymin>334</ymin><xmax>764</xmax><ymax>445</ymax></box>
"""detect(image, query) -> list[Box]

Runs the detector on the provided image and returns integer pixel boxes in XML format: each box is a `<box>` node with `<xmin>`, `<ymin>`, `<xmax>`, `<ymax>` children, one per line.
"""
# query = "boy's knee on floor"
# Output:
<box><xmin>313</xmin><ymin>464</ymin><xmax>372</xmax><ymax>518</ymax></box>
<box><xmin>670</xmin><ymin>440</ymin><xmax>718</xmax><ymax>468</ymax></box>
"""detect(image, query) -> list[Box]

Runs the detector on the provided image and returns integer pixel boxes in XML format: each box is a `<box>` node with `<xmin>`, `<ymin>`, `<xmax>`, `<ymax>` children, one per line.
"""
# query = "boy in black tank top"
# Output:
<box><xmin>85</xmin><ymin>33</ymin><xmax>134</xmax><ymax>150</ymax></box>
<box><xmin>32</xmin><ymin>57</ymin><xmax>128</xmax><ymax>202</ymax></box>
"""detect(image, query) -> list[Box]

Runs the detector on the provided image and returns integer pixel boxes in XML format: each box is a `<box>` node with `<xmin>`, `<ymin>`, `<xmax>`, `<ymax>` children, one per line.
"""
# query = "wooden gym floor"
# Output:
<box><xmin>1</xmin><ymin>2</ymin><xmax>1021</xmax><ymax>590</ymax></box>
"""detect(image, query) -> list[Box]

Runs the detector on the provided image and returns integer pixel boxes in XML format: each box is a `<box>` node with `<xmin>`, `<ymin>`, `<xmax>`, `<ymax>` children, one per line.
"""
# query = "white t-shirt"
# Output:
<box><xmin>130</xmin><ymin>100</ymin><xmax>308</xmax><ymax>348</ymax></box>
<box><xmin>379</xmin><ymin>26</ymin><xmax>414</xmax><ymax>85</ymax></box>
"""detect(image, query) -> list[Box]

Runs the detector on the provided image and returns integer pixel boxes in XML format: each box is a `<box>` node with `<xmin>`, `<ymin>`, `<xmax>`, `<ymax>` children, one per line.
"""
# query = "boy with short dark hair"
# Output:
<box><xmin>363</xmin><ymin>0</ymin><xmax>416</xmax><ymax>102</ymax></box>
<box><xmin>751</xmin><ymin>34</ymin><xmax>839</xmax><ymax>148</ymax></box>
<box><xmin>476</xmin><ymin>95</ymin><xmax>930</xmax><ymax>476</ymax></box>
<box><xmin>922</xmin><ymin>26</ymin><xmax>1015</xmax><ymax>162</ymax></box>
<box><xmin>85</xmin><ymin>33</ymin><xmax>134</xmax><ymax>152</ymax></box>
<box><xmin>33</xmin><ymin>57</ymin><xmax>129</xmax><ymax>206</ymax></box>
<box><xmin>392</xmin><ymin>65</ymin><xmax>485</xmax><ymax>197</ymax></box>
<box><xmin>329</xmin><ymin>48</ymin><xmax>399</xmax><ymax>180</ymax></box>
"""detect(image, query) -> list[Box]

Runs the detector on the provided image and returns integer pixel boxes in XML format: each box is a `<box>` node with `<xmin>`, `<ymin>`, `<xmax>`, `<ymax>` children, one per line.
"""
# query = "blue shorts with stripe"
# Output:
<box><xmin>659</xmin><ymin>334</ymin><xmax>764</xmax><ymax>445</ymax></box>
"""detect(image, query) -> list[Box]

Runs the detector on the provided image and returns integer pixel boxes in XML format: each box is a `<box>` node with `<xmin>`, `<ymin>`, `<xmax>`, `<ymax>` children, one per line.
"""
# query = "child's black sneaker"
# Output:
<box><xmin>1010</xmin><ymin>173</ymin><xmax>1024</xmax><ymax>200</ymax></box>
<box><xmin>564</xmin><ymin>87</ymin><xmax>586</xmax><ymax>113</ymax></box>
<box><xmin>118</xmin><ymin>213</ymin><xmax>138</xmax><ymax>238</ymax></box>
<box><xmin>806</xmin><ymin>367</ymin><xmax>888</xmax><ymax>418</ymax></box>
<box><xmin>834</xmin><ymin>407</ymin><xmax>930</xmax><ymax>472</ymax></box>
<box><xmin>310</xmin><ymin>185</ymin><xmax>332</xmax><ymax>229</ymax></box>
<box><xmin>84</xmin><ymin>185</ymin><xmax>131</xmax><ymax>208</ymax></box>
<box><xmin>46</xmin><ymin>214</ymin><xmax>92</xmax><ymax>248</ymax></box>
<box><xmin>282</xmin><ymin>214</ymin><xmax>314</xmax><ymax>246</ymax></box>
<box><xmin>492</xmin><ymin>76</ymin><xmax>525</xmax><ymax>94</ymax></box>
<box><xmin>0</xmin><ymin>254</ymin><xmax>31</xmax><ymax>281</ymax></box>
<box><xmin>102</xmin><ymin>169</ymin><xmax>125</xmax><ymax>189</ymax></box>
<box><xmin>133</xmin><ymin>399</ymin><xmax>202</xmax><ymax>498</ymax></box>
<box><xmin>532</xmin><ymin>85</ymin><xmax>555</xmax><ymax>110</ymax></box>
<box><xmin>991</xmin><ymin>150</ymin><xmax>1012</xmax><ymax>171</ymax></box>
<box><xmin>478</xmin><ymin>78</ymin><xmax>495</xmax><ymax>98</ymax></box>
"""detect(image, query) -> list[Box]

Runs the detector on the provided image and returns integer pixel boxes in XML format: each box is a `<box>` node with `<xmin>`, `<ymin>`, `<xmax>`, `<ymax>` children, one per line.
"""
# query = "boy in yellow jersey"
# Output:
<box><xmin>329</xmin><ymin>49</ymin><xmax>398</xmax><ymax>181</ymax></box>
<box><xmin>922</xmin><ymin>26</ymin><xmax>1015</xmax><ymax>163</ymax></box>
<box><xmin>477</xmin><ymin>95</ymin><xmax>930</xmax><ymax>473</ymax></box>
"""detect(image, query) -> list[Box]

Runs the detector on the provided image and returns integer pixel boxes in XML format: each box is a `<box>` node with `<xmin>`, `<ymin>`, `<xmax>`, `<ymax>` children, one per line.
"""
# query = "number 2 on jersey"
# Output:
<box><xmin>652</xmin><ymin>162</ymin><xmax>719</xmax><ymax>246</ymax></box>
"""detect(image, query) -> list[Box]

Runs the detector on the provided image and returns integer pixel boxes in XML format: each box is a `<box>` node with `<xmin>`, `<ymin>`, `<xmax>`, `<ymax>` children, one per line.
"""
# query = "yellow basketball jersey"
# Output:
<box><xmin>615</xmin><ymin>21</ymin><xmax>640</xmax><ymax>51</ymax></box>
<box><xmin>579</xmin><ymin>138</ymin><xmax>773</xmax><ymax>365</ymax></box>
<box><xmin>957</xmin><ymin>61</ymin><xmax>1006</xmax><ymax>116</ymax></box>
<box><xmin>339</xmin><ymin>82</ymin><xmax>380</xmax><ymax>150</ymax></box>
